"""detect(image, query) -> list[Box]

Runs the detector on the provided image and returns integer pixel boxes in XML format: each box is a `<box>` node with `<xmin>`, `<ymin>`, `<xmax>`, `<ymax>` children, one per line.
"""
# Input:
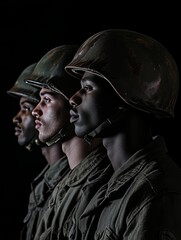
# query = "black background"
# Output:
<box><xmin>1</xmin><ymin>1</ymin><xmax>180</xmax><ymax>239</ymax></box>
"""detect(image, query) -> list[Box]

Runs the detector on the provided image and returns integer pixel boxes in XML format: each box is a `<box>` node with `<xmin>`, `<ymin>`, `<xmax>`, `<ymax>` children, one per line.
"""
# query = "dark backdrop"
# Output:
<box><xmin>1</xmin><ymin>1</ymin><xmax>180</xmax><ymax>239</ymax></box>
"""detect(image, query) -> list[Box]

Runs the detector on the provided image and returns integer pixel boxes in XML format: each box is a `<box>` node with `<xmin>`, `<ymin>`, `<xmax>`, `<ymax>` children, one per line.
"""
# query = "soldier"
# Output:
<box><xmin>7</xmin><ymin>63</ymin><xmax>70</xmax><ymax>240</ymax></box>
<box><xmin>67</xmin><ymin>29</ymin><xmax>181</xmax><ymax>239</ymax></box>
<box><xmin>25</xmin><ymin>45</ymin><xmax>113</xmax><ymax>240</ymax></box>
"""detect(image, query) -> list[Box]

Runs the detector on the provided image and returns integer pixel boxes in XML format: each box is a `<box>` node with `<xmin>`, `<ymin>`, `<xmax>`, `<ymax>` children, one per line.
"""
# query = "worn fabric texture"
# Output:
<box><xmin>75</xmin><ymin>136</ymin><xmax>181</xmax><ymax>240</ymax></box>
<box><xmin>33</xmin><ymin>145</ymin><xmax>114</xmax><ymax>240</ymax></box>
<box><xmin>20</xmin><ymin>155</ymin><xmax>69</xmax><ymax>240</ymax></box>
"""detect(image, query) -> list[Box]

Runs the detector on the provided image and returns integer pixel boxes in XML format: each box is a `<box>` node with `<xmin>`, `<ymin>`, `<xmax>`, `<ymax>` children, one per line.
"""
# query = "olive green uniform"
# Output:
<box><xmin>20</xmin><ymin>155</ymin><xmax>69</xmax><ymax>240</ymax></box>
<box><xmin>33</xmin><ymin>145</ymin><xmax>114</xmax><ymax>240</ymax></box>
<box><xmin>77</xmin><ymin>136</ymin><xmax>181</xmax><ymax>239</ymax></box>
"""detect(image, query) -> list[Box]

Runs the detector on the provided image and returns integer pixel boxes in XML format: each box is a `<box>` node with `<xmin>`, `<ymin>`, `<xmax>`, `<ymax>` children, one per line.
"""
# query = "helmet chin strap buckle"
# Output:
<box><xmin>84</xmin><ymin>135</ymin><xmax>94</xmax><ymax>144</ymax></box>
<box><xmin>84</xmin><ymin>118</ymin><xmax>112</xmax><ymax>144</ymax></box>
<box><xmin>25</xmin><ymin>134</ymin><xmax>41</xmax><ymax>151</ymax></box>
<box><xmin>84</xmin><ymin>106</ymin><xmax>129</xmax><ymax>144</ymax></box>
<box><xmin>45</xmin><ymin>123</ymin><xmax>75</xmax><ymax>146</ymax></box>
<box><xmin>46</xmin><ymin>129</ymin><xmax>66</xmax><ymax>146</ymax></box>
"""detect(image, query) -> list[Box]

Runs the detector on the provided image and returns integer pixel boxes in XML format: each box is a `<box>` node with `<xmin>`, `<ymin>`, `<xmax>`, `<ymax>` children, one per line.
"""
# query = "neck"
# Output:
<box><xmin>103</xmin><ymin>112</ymin><xmax>153</xmax><ymax>171</ymax></box>
<box><xmin>62</xmin><ymin>136</ymin><xmax>102</xmax><ymax>169</ymax></box>
<box><xmin>41</xmin><ymin>141</ymin><xmax>64</xmax><ymax>166</ymax></box>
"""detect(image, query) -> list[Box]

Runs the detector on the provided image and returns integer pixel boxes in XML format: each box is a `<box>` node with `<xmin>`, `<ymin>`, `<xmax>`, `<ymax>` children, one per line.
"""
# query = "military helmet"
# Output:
<box><xmin>25</xmin><ymin>45</ymin><xmax>80</xmax><ymax>146</ymax></box>
<box><xmin>7</xmin><ymin>63</ymin><xmax>44</xmax><ymax>150</ymax></box>
<box><xmin>26</xmin><ymin>45</ymin><xmax>80</xmax><ymax>100</ymax></box>
<box><xmin>65</xmin><ymin>29</ymin><xmax>179</xmax><ymax>118</ymax></box>
<box><xmin>7</xmin><ymin>63</ymin><xmax>39</xmax><ymax>103</ymax></box>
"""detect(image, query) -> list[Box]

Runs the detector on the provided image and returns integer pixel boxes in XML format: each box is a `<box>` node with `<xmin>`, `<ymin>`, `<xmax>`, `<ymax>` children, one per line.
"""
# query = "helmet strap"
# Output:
<box><xmin>25</xmin><ymin>134</ymin><xmax>41</xmax><ymax>151</ymax></box>
<box><xmin>45</xmin><ymin>122</ymin><xmax>75</xmax><ymax>146</ymax></box>
<box><xmin>84</xmin><ymin>106</ymin><xmax>129</xmax><ymax>144</ymax></box>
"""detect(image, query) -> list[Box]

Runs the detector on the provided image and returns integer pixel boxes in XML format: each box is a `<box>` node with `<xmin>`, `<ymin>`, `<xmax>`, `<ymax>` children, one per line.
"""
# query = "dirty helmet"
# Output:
<box><xmin>26</xmin><ymin>45</ymin><xmax>80</xmax><ymax>146</ymax></box>
<box><xmin>65</xmin><ymin>29</ymin><xmax>179</xmax><ymax>142</ymax></box>
<box><xmin>7</xmin><ymin>63</ymin><xmax>43</xmax><ymax>151</ymax></box>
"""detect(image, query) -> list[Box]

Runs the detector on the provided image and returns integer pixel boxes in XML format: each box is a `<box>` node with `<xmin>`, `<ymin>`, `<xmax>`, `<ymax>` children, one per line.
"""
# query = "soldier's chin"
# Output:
<box><xmin>38</xmin><ymin>134</ymin><xmax>47</xmax><ymax>144</ymax></box>
<box><xmin>74</xmin><ymin>125</ymin><xmax>89</xmax><ymax>138</ymax></box>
